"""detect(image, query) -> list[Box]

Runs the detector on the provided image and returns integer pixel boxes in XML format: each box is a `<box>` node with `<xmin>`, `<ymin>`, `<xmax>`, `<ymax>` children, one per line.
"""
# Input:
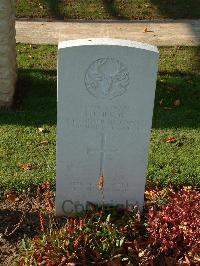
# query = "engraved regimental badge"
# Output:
<box><xmin>85</xmin><ymin>58</ymin><xmax>129</xmax><ymax>100</ymax></box>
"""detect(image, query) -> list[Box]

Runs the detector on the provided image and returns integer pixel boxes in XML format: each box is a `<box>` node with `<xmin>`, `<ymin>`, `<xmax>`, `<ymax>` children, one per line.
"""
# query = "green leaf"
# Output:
<box><xmin>106</xmin><ymin>214</ymin><xmax>111</xmax><ymax>223</ymax></box>
<box><xmin>119</xmin><ymin>237</ymin><xmax>125</xmax><ymax>247</ymax></box>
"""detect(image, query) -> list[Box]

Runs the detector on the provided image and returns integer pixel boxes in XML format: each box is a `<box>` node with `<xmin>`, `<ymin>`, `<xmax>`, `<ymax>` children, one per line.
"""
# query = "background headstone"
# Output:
<box><xmin>56</xmin><ymin>39</ymin><xmax>159</xmax><ymax>216</ymax></box>
<box><xmin>0</xmin><ymin>0</ymin><xmax>16</xmax><ymax>108</ymax></box>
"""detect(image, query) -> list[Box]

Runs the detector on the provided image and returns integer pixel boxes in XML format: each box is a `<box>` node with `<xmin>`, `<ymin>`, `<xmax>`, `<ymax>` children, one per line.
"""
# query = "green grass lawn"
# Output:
<box><xmin>0</xmin><ymin>45</ymin><xmax>200</xmax><ymax>191</ymax></box>
<box><xmin>16</xmin><ymin>0</ymin><xmax>200</xmax><ymax>20</ymax></box>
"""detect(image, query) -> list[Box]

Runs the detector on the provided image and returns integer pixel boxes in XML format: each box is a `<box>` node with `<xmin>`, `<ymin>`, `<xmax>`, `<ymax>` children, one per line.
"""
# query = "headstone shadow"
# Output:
<box><xmin>150</xmin><ymin>0</ymin><xmax>200</xmax><ymax>19</ymax></box>
<box><xmin>102</xmin><ymin>0</ymin><xmax>129</xmax><ymax>20</ymax></box>
<box><xmin>153</xmin><ymin>70</ymin><xmax>200</xmax><ymax>129</ymax></box>
<box><xmin>44</xmin><ymin>0</ymin><xmax>63</xmax><ymax>19</ymax></box>
<box><xmin>0</xmin><ymin>68</ymin><xmax>57</xmax><ymax>127</ymax></box>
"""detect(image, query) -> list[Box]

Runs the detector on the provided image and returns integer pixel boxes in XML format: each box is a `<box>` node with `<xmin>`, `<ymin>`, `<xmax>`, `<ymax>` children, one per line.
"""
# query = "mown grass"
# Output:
<box><xmin>15</xmin><ymin>0</ymin><xmax>200</xmax><ymax>20</ymax></box>
<box><xmin>0</xmin><ymin>45</ymin><xmax>57</xmax><ymax>191</ymax></box>
<box><xmin>0</xmin><ymin>45</ymin><xmax>199</xmax><ymax>191</ymax></box>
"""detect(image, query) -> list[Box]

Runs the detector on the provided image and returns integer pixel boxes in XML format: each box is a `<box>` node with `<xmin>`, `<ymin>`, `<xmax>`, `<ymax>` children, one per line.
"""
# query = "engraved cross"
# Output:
<box><xmin>87</xmin><ymin>133</ymin><xmax>118</xmax><ymax>176</ymax></box>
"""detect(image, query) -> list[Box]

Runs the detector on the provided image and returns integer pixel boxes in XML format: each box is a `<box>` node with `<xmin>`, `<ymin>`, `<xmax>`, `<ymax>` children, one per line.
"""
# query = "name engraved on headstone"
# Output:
<box><xmin>65</xmin><ymin>104</ymin><xmax>147</xmax><ymax>133</ymax></box>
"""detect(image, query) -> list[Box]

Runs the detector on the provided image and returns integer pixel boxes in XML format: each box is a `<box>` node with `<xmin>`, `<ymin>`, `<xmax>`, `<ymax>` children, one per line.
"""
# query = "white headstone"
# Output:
<box><xmin>0</xmin><ymin>0</ymin><xmax>16</xmax><ymax>108</ymax></box>
<box><xmin>56</xmin><ymin>38</ymin><xmax>159</xmax><ymax>216</ymax></box>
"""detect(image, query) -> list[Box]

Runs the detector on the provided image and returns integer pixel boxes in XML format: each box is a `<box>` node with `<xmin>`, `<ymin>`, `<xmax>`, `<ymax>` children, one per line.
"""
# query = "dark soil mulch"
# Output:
<box><xmin>0</xmin><ymin>187</ymin><xmax>55</xmax><ymax>266</ymax></box>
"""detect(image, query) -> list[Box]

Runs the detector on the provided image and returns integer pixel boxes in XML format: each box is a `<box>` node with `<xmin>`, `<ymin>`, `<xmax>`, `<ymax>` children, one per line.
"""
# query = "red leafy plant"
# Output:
<box><xmin>147</xmin><ymin>186</ymin><xmax>200</xmax><ymax>261</ymax></box>
<box><xmin>20</xmin><ymin>206</ymin><xmax>143</xmax><ymax>266</ymax></box>
<box><xmin>19</xmin><ymin>184</ymin><xmax>200</xmax><ymax>265</ymax></box>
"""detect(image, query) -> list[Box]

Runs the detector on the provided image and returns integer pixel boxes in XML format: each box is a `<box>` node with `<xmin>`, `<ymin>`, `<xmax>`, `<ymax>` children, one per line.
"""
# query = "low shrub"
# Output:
<box><xmin>147</xmin><ymin>187</ymin><xmax>200</xmax><ymax>260</ymax></box>
<box><xmin>19</xmin><ymin>186</ymin><xmax>200</xmax><ymax>265</ymax></box>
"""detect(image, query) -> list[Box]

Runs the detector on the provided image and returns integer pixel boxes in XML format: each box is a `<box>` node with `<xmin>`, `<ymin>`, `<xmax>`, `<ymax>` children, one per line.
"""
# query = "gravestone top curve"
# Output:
<box><xmin>58</xmin><ymin>38</ymin><xmax>158</xmax><ymax>53</ymax></box>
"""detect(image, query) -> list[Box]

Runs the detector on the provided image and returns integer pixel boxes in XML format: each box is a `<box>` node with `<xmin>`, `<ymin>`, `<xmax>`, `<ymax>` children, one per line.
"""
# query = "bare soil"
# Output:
<box><xmin>0</xmin><ymin>187</ymin><xmax>55</xmax><ymax>266</ymax></box>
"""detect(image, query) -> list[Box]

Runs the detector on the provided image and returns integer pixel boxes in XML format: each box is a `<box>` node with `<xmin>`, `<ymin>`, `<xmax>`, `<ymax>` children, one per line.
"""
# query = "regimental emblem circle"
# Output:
<box><xmin>85</xmin><ymin>58</ymin><xmax>129</xmax><ymax>99</ymax></box>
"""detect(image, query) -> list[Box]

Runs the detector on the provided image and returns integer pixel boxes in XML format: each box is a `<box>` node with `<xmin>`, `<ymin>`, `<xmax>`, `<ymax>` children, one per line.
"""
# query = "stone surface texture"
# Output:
<box><xmin>16</xmin><ymin>20</ymin><xmax>200</xmax><ymax>46</ymax></box>
<box><xmin>0</xmin><ymin>0</ymin><xmax>16</xmax><ymax>107</ymax></box>
<box><xmin>56</xmin><ymin>38</ymin><xmax>159</xmax><ymax>216</ymax></box>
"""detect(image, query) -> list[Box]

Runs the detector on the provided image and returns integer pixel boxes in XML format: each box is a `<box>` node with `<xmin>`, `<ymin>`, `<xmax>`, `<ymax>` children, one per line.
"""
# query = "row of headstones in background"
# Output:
<box><xmin>56</xmin><ymin>38</ymin><xmax>159</xmax><ymax>216</ymax></box>
<box><xmin>0</xmin><ymin>0</ymin><xmax>16</xmax><ymax>108</ymax></box>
